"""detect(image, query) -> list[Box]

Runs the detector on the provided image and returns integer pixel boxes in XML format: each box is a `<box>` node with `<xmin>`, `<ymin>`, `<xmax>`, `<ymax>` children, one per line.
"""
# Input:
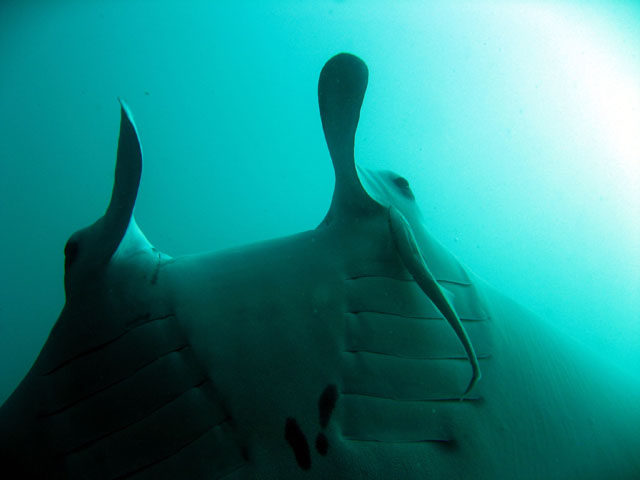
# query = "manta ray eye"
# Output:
<box><xmin>392</xmin><ymin>176</ymin><xmax>415</xmax><ymax>199</ymax></box>
<box><xmin>64</xmin><ymin>240</ymin><xmax>79</xmax><ymax>269</ymax></box>
<box><xmin>393</xmin><ymin>176</ymin><xmax>410</xmax><ymax>189</ymax></box>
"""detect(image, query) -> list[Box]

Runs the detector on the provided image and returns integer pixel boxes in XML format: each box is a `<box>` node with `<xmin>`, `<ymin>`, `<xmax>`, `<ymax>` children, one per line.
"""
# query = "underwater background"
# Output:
<box><xmin>0</xmin><ymin>0</ymin><xmax>638</xmax><ymax>405</ymax></box>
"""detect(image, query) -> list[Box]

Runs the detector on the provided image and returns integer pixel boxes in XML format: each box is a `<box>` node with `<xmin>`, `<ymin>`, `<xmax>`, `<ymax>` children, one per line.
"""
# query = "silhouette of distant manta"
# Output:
<box><xmin>1</xmin><ymin>53</ymin><xmax>638</xmax><ymax>479</ymax></box>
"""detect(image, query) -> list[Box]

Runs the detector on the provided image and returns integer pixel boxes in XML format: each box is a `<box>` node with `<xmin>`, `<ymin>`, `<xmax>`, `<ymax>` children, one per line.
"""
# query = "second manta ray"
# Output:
<box><xmin>1</xmin><ymin>53</ymin><xmax>639</xmax><ymax>479</ymax></box>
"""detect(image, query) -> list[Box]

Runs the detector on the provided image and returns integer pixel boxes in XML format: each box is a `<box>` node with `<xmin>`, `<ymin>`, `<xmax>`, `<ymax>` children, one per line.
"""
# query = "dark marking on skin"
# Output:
<box><xmin>284</xmin><ymin>385</ymin><xmax>338</xmax><ymax>468</ymax></box>
<box><xmin>285</xmin><ymin>417</ymin><xmax>311</xmax><ymax>470</ymax></box>
<box><xmin>318</xmin><ymin>384</ymin><xmax>338</xmax><ymax>429</ymax></box>
<box><xmin>315</xmin><ymin>433</ymin><xmax>329</xmax><ymax>456</ymax></box>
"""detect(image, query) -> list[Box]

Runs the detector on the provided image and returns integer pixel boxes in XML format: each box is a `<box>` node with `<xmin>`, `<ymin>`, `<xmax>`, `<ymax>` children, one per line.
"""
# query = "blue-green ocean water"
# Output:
<box><xmin>0</xmin><ymin>0</ymin><xmax>638</xmax><ymax>407</ymax></box>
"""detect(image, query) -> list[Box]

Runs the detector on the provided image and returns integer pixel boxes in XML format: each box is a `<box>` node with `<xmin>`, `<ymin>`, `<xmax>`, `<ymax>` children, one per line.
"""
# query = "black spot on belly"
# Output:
<box><xmin>315</xmin><ymin>433</ymin><xmax>329</xmax><ymax>456</ymax></box>
<box><xmin>318</xmin><ymin>384</ymin><xmax>337</xmax><ymax>429</ymax></box>
<box><xmin>284</xmin><ymin>417</ymin><xmax>311</xmax><ymax>470</ymax></box>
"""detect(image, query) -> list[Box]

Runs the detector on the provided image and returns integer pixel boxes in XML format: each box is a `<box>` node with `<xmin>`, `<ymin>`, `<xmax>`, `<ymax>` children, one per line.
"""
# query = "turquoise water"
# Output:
<box><xmin>0</xmin><ymin>0</ymin><xmax>638</xmax><ymax>409</ymax></box>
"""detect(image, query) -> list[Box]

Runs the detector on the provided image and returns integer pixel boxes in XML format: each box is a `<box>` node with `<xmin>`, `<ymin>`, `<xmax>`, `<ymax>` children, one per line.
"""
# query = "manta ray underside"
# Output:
<box><xmin>1</xmin><ymin>53</ymin><xmax>639</xmax><ymax>480</ymax></box>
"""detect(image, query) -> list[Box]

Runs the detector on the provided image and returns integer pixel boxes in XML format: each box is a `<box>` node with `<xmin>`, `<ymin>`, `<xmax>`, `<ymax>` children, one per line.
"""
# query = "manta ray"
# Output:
<box><xmin>1</xmin><ymin>53</ymin><xmax>639</xmax><ymax>479</ymax></box>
